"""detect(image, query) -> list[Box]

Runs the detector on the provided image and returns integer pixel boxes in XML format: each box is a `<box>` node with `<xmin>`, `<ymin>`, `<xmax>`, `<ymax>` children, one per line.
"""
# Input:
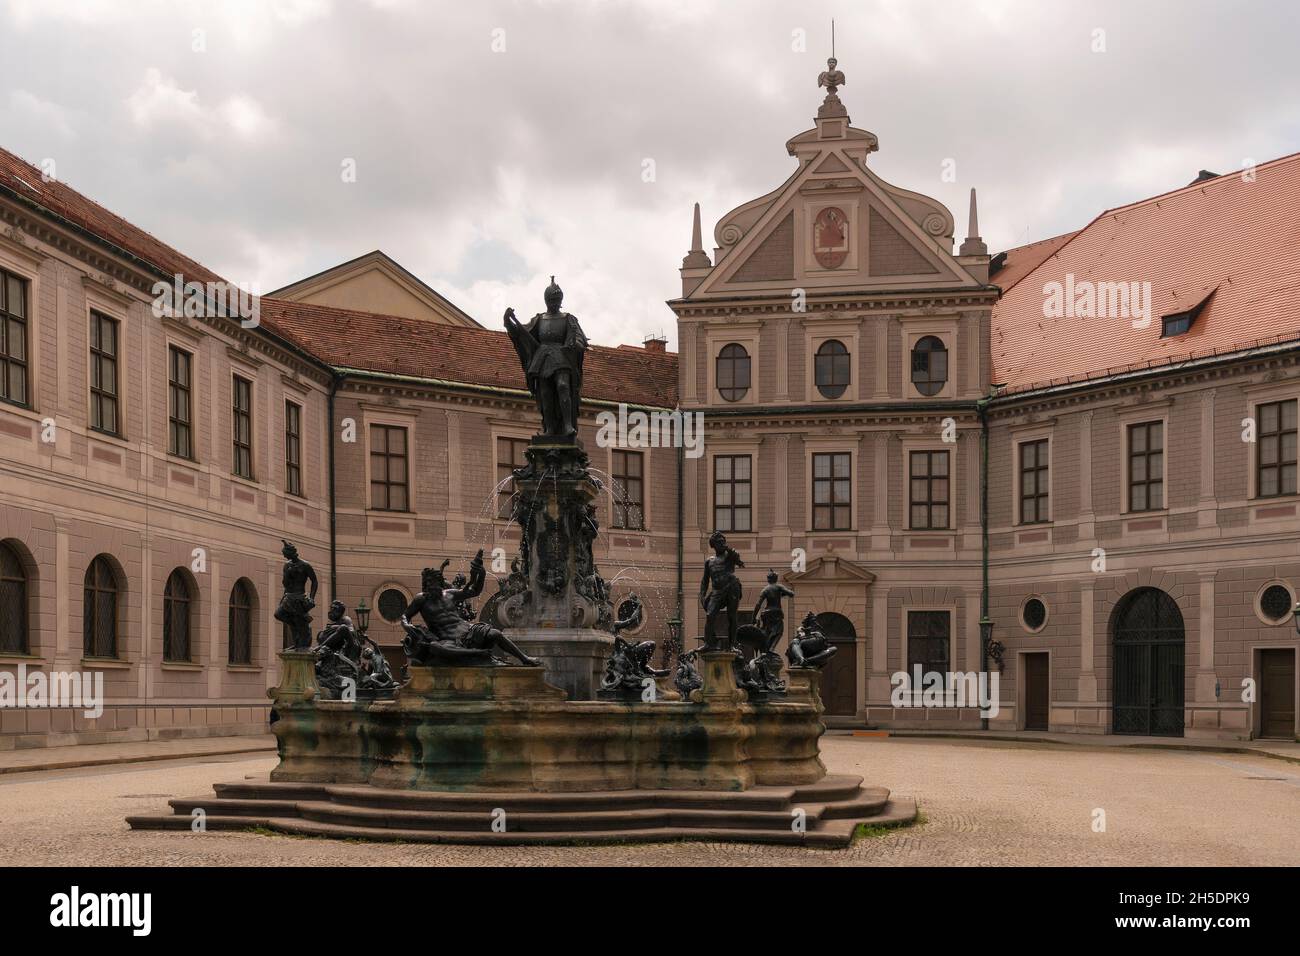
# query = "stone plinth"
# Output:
<box><xmin>513</xmin><ymin>627</ymin><xmax>613</xmax><ymax>700</ymax></box>
<box><xmin>267</xmin><ymin>657</ymin><xmax>826</xmax><ymax>793</ymax></box>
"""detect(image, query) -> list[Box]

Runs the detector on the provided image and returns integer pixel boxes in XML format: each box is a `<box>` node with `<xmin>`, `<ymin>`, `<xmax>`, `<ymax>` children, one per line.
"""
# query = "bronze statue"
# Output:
<box><xmin>751</xmin><ymin>570</ymin><xmax>796</xmax><ymax>653</ymax></box>
<box><xmin>275</xmin><ymin>539</ymin><xmax>318</xmax><ymax>650</ymax></box>
<box><xmin>612</xmin><ymin>593</ymin><xmax>643</xmax><ymax>635</ymax></box>
<box><xmin>314</xmin><ymin>600</ymin><xmax>397</xmax><ymax>695</ymax></box>
<box><xmin>504</xmin><ymin>277</ymin><xmax>588</xmax><ymax>439</ymax></box>
<box><xmin>599</xmin><ymin>634</ymin><xmax>669</xmax><ymax>698</ymax></box>
<box><xmin>700</xmin><ymin>530</ymin><xmax>745</xmax><ymax>650</ymax></box>
<box><xmin>787</xmin><ymin>612</ymin><xmax>838</xmax><ymax>668</ymax></box>
<box><xmin>674</xmin><ymin>649</ymin><xmax>704</xmax><ymax>699</ymax></box>
<box><xmin>400</xmin><ymin>550</ymin><xmax>541</xmax><ymax>667</ymax></box>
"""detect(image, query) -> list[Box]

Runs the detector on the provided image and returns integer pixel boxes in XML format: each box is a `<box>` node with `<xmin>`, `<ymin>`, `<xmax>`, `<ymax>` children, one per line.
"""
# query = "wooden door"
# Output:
<box><xmin>1259</xmin><ymin>650</ymin><xmax>1296</xmax><ymax>739</ymax></box>
<box><xmin>1024</xmin><ymin>653</ymin><xmax>1049</xmax><ymax>731</ymax></box>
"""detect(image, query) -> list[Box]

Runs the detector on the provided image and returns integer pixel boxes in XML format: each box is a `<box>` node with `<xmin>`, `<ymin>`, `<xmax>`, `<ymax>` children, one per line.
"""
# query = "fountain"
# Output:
<box><xmin>126</xmin><ymin>280</ymin><xmax>917</xmax><ymax>846</ymax></box>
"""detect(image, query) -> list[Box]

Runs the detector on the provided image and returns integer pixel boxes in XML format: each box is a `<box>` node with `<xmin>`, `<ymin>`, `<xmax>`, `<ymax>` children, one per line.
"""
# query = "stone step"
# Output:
<box><xmin>291</xmin><ymin>800</ymin><xmax>832</xmax><ymax>833</ymax></box>
<box><xmin>169</xmin><ymin>797</ymin><xmax>302</xmax><ymax>818</ymax></box>
<box><xmin>126</xmin><ymin>797</ymin><xmax>918</xmax><ymax>847</ymax></box>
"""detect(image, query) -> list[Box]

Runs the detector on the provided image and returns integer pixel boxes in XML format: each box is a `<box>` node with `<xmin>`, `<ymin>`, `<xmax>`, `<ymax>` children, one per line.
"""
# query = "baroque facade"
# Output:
<box><xmin>1</xmin><ymin>62</ymin><xmax>1297</xmax><ymax>748</ymax></box>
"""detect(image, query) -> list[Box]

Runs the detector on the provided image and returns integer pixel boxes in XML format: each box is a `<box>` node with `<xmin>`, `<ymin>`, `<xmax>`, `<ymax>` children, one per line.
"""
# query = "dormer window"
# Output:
<box><xmin>1161</xmin><ymin>311</ymin><xmax>1195</xmax><ymax>337</ymax></box>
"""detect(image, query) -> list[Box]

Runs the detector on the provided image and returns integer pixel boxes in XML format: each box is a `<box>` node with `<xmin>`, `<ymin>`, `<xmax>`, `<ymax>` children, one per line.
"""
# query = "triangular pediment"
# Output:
<box><xmin>785</xmin><ymin>555</ymin><xmax>876</xmax><ymax>585</ymax></box>
<box><xmin>270</xmin><ymin>250</ymin><xmax>481</xmax><ymax>328</ymax></box>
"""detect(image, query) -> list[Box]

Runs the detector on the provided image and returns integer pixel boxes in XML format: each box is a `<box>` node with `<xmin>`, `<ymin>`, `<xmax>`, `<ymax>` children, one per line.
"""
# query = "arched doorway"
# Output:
<box><xmin>816</xmin><ymin>612</ymin><xmax>858</xmax><ymax>717</ymax></box>
<box><xmin>1112</xmin><ymin>588</ymin><xmax>1185</xmax><ymax>736</ymax></box>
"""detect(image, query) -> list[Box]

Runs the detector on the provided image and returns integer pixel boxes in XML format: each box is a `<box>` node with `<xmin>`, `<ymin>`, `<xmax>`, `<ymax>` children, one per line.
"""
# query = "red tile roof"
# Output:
<box><xmin>990</xmin><ymin>230</ymin><xmax>1078</xmax><ymax>292</ymax></box>
<box><xmin>260</xmin><ymin>299</ymin><xmax>678</xmax><ymax>408</ymax></box>
<box><xmin>991</xmin><ymin>152</ymin><xmax>1300</xmax><ymax>393</ymax></box>
<box><xmin>0</xmin><ymin>145</ymin><xmax>677</xmax><ymax>408</ymax></box>
<box><xmin>0</xmin><ymin>146</ymin><xmax>226</xmax><ymax>286</ymax></box>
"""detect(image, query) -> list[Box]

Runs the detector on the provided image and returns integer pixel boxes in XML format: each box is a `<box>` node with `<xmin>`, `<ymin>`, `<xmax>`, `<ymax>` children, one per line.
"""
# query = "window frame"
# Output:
<box><xmin>715</xmin><ymin>343</ymin><xmax>752</xmax><ymax>403</ymax></box>
<box><xmin>1017</xmin><ymin>438</ymin><xmax>1050</xmax><ymax>525</ymax></box>
<box><xmin>82</xmin><ymin>555</ymin><xmax>121</xmax><ymax>660</ymax></box>
<box><xmin>906</xmin><ymin>609</ymin><xmax>952</xmax><ymax>691</ymax></box>
<box><xmin>814</xmin><ymin>339</ymin><xmax>851</xmax><ymax>400</ymax></box>
<box><xmin>231</xmin><ymin>373</ymin><xmax>254</xmax><ymax>480</ymax></box>
<box><xmin>0</xmin><ymin>540</ymin><xmax>29</xmax><ymax>655</ymax></box>
<box><xmin>0</xmin><ymin>266</ymin><xmax>31</xmax><ymax>408</ymax></box>
<box><xmin>163</xmin><ymin>568</ymin><xmax>194</xmax><ymax>663</ymax></box>
<box><xmin>495</xmin><ymin>435</ymin><xmax>530</xmax><ymax>520</ymax></box>
<box><xmin>910</xmin><ymin>334</ymin><xmax>949</xmax><ymax>398</ymax></box>
<box><xmin>712</xmin><ymin>453</ymin><xmax>753</xmax><ymax>533</ymax></box>
<box><xmin>909</xmin><ymin>449</ymin><xmax>951</xmax><ymax>530</ymax></box>
<box><xmin>1126</xmin><ymin>420</ymin><xmax>1165</xmax><ymax>513</ymax></box>
<box><xmin>284</xmin><ymin>399</ymin><xmax>303</xmax><ymax>498</ymax></box>
<box><xmin>369</xmin><ymin>423</ymin><xmax>411</xmax><ymax>513</ymax></box>
<box><xmin>811</xmin><ymin>451</ymin><xmax>852</xmax><ymax>531</ymax></box>
<box><xmin>167</xmin><ymin>344</ymin><xmax>195</xmax><ymax>460</ymax></box>
<box><xmin>88</xmin><ymin>310</ymin><xmax>121</xmax><ymax>436</ymax></box>
<box><xmin>227</xmin><ymin>578</ymin><xmax>255</xmax><ymax>666</ymax></box>
<box><xmin>611</xmin><ymin>448</ymin><xmax>646</xmax><ymax>531</ymax></box>
<box><xmin>1255</xmin><ymin>398</ymin><xmax>1297</xmax><ymax>500</ymax></box>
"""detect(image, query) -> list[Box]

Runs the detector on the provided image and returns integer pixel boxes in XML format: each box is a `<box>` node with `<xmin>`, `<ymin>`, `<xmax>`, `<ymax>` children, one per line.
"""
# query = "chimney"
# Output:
<box><xmin>643</xmin><ymin>334</ymin><xmax>668</xmax><ymax>354</ymax></box>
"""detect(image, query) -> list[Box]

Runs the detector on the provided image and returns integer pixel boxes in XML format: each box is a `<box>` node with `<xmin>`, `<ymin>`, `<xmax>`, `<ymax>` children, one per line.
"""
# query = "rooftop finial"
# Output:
<box><xmin>682</xmin><ymin>202</ymin><xmax>711</xmax><ymax>270</ymax></box>
<box><xmin>960</xmin><ymin>188</ymin><xmax>988</xmax><ymax>257</ymax></box>
<box><xmin>816</xmin><ymin>24</ymin><xmax>847</xmax><ymax>119</ymax></box>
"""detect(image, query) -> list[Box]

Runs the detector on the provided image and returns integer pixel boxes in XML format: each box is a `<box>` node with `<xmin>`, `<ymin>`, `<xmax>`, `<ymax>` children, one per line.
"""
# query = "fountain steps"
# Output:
<box><xmin>126</xmin><ymin>774</ymin><xmax>917</xmax><ymax>847</ymax></box>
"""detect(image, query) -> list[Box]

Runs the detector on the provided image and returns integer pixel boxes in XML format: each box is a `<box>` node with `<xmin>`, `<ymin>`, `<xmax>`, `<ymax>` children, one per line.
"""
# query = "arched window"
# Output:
<box><xmin>83</xmin><ymin>556</ymin><xmax>121</xmax><ymax>659</ymax></box>
<box><xmin>910</xmin><ymin>335</ymin><xmax>948</xmax><ymax>396</ymax></box>
<box><xmin>716</xmin><ymin>344</ymin><xmax>751</xmax><ymax>402</ymax></box>
<box><xmin>228</xmin><ymin>579</ymin><xmax>255</xmax><ymax>665</ymax></box>
<box><xmin>0</xmin><ymin>541</ymin><xmax>28</xmax><ymax>654</ymax></box>
<box><xmin>163</xmin><ymin>569</ymin><xmax>194</xmax><ymax>662</ymax></box>
<box><xmin>814</xmin><ymin>339</ymin><xmax>851</xmax><ymax>399</ymax></box>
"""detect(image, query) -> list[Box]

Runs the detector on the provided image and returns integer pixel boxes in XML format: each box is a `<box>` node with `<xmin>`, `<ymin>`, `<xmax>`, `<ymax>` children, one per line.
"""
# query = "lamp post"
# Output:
<box><xmin>355</xmin><ymin>598</ymin><xmax>371</xmax><ymax>639</ymax></box>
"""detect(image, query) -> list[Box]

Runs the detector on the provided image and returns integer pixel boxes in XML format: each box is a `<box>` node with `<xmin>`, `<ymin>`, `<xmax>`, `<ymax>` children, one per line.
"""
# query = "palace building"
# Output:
<box><xmin>1</xmin><ymin>61</ymin><xmax>1297</xmax><ymax>749</ymax></box>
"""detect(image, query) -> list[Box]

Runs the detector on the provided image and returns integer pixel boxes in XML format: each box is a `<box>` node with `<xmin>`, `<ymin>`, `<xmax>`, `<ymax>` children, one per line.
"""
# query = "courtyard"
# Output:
<box><xmin>3</xmin><ymin>736</ymin><xmax>1295</xmax><ymax>867</ymax></box>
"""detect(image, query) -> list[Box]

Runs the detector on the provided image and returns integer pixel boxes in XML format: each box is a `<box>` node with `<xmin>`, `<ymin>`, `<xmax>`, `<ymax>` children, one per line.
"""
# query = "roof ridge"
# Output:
<box><xmin>1097</xmin><ymin>149</ymin><xmax>1300</xmax><ymax>219</ymax></box>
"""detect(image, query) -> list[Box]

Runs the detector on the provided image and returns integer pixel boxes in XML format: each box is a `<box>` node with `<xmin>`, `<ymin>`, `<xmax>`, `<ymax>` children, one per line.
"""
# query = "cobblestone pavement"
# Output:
<box><xmin>2</xmin><ymin>737</ymin><xmax>1296</xmax><ymax>866</ymax></box>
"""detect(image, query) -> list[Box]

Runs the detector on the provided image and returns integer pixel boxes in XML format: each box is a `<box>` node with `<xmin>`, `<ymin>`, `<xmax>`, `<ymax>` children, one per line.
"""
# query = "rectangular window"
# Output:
<box><xmin>0</xmin><ymin>267</ymin><xmax>29</xmax><ymax>406</ymax></box>
<box><xmin>89</xmin><ymin>311</ymin><xmax>119</xmax><ymax>435</ymax></box>
<box><xmin>612</xmin><ymin>449</ymin><xmax>645</xmax><ymax>530</ymax></box>
<box><xmin>167</xmin><ymin>346</ymin><xmax>193</xmax><ymax>459</ymax></box>
<box><xmin>907</xmin><ymin>610</ymin><xmax>951</xmax><ymax>690</ymax></box>
<box><xmin>369</xmin><ymin>424</ymin><xmax>409</xmax><ymax>511</ymax></box>
<box><xmin>232</xmin><ymin>375</ymin><xmax>253</xmax><ymax>479</ymax></box>
<box><xmin>909</xmin><ymin>450</ymin><xmax>950</xmax><ymax>530</ymax></box>
<box><xmin>1127</xmin><ymin>421</ymin><xmax>1164</xmax><ymax>512</ymax></box>
<box><xmin>284</xmin><ymin>400</ymin><xmax>303</xmax><ymax>498</ymax></box>
<box><xmin>1257</xmin><ymin>399</ymin><xmax>1297</xmax><ymax>498</ymax></box>
<box><xmin>1018</xmin><ymin>439</ymin><xmax>1049</xmax><ymax>524</ymax></box>
<box><xmin>812</xmin><ymin>452</ymin><xmax>852</xmax><ymax>531</ymax></box>
<box><xmin>713</xmin><ymin>454</ymin><xmax>752</xmax><ymax>532</ymax></box>
<box><xmin>496</xmin><ymin>436</ymin><xmax>530</xmax><ymax>519</ymax></box>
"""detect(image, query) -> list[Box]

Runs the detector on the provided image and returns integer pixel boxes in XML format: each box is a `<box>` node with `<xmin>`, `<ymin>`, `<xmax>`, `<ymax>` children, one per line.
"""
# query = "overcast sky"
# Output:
<box><xmin>3</xmin><ymin>0</ymin><xmax>1299</xmax><ymax>348</ymax></box>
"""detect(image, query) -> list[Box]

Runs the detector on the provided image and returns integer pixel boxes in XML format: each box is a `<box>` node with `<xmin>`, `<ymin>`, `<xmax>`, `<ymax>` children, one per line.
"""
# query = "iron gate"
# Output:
<box><xmin>1112</xmin><ymin>588</ymin><xmax>1185</xmax><ymax>736</ymax></box>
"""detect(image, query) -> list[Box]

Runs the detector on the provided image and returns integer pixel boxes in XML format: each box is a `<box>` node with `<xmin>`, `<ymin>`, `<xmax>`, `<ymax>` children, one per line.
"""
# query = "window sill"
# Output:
<box><xmin>0</xmin><ymin>652</ymin><xmax>45</xmax><ymax>666</ymax></box>
<box><xmin>160</xmin><ymin>661</ymin><xmax>203</xmax><ymax>671</ymax></box>
<box><xmin>226</xmin><ymin>664</ymin><xmax>263</xmax><ymax>673</ymax></box>
<box><xmin>80</xmin><ymin>657</ymin><xmax>130</xmax><ymax>669</ymax></box>
<box><xmin>88</xmin><ymin>427</ymin><xmax>128</xmax><ymax>446</ymax></box>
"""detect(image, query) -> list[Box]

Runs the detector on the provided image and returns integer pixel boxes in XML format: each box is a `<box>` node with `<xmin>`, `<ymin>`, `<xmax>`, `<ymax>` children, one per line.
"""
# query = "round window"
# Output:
<box><xmin>377</xmin><ymin>588</ymin><xmax>408</xmax><ymax>623</ymax></box>
<box><xmin>1259</xmin><ymin>584</ymin><xmax>1294</xmax><ymax>624</ymax></box>
<box><xmin>1021</xmin><ymin>597</ymin><xmax>1047</xmax><ymax>632</ymax></box>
